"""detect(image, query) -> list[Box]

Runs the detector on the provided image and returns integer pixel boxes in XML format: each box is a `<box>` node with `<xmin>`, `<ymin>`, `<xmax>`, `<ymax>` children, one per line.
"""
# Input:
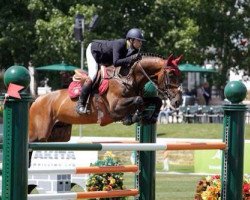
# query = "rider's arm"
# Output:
<box><xmin>113</xmin><ymin>40</ymin><xmax>135</xmax><ymax>67</ymax></box>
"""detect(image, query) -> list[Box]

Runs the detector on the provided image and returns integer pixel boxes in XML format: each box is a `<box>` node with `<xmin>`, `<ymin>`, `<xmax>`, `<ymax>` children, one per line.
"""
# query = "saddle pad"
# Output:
<box><xmin>98</xmin><ymin>79</ymin><xmax>109</xmax><ymax>95</ymax></box>
<box><xmin>99</xmin><ymin>66</ymin><xmax>109</xmax><ymax>95</ymax></box>
<box><xmin>68</xmin><ymin>79</ymin><xmax>109</xmax><ymax>98</ymax></box>
<box><xmin>68</xmin><ymin>81</ymin><xmax>82</xmax><ymax>98</ymax></box>
<box><xmin>68</xmin><ymin>66</ymin><xmax>110</xmax><ymax>98</ymax></box>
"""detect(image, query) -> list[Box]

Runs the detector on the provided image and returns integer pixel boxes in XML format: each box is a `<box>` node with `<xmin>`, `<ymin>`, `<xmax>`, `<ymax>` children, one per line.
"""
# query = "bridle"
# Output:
<box><xmin>163</xmin><ymin>65</ymin><xmax>182</xmax><ymax>98</ymax></box>
<box><xmin>135</xmin><ymin>60</ymin><xmax>181</xmax><ymax>99</ymax></box>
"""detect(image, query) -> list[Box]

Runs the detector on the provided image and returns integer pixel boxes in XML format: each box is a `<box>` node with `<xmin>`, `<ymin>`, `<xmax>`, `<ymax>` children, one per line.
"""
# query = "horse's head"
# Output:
<box><xmin>132</xmin><ymin>53</ymin><xmax>183</xmax><ymax>109</ymax></box>
<box><xmin>157</xmin><ymin>54</ymin><xmax>183</xmax><ymax>109</ymax></box>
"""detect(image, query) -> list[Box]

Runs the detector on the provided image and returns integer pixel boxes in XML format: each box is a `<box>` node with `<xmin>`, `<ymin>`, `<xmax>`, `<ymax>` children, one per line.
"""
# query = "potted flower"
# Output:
<box><xmin>195</xmin><ymin>175</ymin><xmax>250</xmax><ymax>200</ymax></box>
<box><xmin>86</xmin><ymin>151</ymin><xmax>127</xmax><ymax>200</ymax></box>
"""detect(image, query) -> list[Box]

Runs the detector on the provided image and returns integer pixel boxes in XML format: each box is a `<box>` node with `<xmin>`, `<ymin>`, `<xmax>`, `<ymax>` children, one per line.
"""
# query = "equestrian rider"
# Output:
<box><xmin>76</xmin><ymin>28</ymin><xmax>146</xmax><ymax>114</ymax></box>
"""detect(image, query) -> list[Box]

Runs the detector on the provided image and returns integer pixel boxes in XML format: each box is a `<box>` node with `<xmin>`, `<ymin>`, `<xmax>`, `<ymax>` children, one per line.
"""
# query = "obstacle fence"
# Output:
<box><xmin>0</xmin><ymin>66</ymin><xmax>248</xmax><ymax>200</ymax></box>
<box><xmin>28</xmin><ymin>189</ymin><xmax>139</xmax><ymax>200</ymax></box>
<box><xmin>28</xmin><ymin>141</ymin><xmax>226</xmax><ymax>151</ymax></box>
<box><xmin>28</xmin><ymin>165</ymin><xmax>139</xmax><ymax>174</ymax></box>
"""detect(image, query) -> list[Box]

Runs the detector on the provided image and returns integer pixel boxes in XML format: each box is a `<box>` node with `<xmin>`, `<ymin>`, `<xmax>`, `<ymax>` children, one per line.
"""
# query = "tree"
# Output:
<box><xmin>28</xmin><ymin>1</ymin><xmax>98</xmax><ymax>67</ymax></box>
<box><xmin>196</xmin><ymin>0</ymin><xmax>250</xmax><ymax>87</ymax></box>
<box><xmin>0</xmin><ymin>0</ymin><xmax>249</xmax><ymax>89</ymax></box>
<box><xmin>0</xmin><ymin>0</ymin><xmax>36</xmax><ymax>68</ymax></box>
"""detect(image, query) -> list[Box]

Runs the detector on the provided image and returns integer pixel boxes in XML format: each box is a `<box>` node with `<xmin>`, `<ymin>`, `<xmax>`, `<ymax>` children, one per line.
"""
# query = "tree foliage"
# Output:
<box><xmin>0</xmin><ymin>0</ymin><xmax>249</xmax><ymax>88</ymax></box>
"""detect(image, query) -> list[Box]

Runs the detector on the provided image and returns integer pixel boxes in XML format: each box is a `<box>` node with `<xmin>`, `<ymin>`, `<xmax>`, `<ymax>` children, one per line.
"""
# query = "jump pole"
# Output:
<box><xmin>135</xmin><ymin>82</ymin><xmax>158</xmax><ymax>200</ymax></box>
<box><xmin>28</xmin><ymin>142</ymin><xmax>226</xmax><ymax>151</ymax></box>
<box><xmin>221</xmin><ymin>81</ymin><xmax>247</xmax><ymax>200</ymax></box>
<box><xmin>0</xmin><ymin>66</ymin><xmax>32</xmax><ymax>200</ymax></box>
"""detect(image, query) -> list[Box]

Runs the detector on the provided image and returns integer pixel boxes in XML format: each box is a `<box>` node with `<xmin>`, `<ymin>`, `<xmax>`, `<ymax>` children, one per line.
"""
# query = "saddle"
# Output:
<box><xmin>68</xmin><ymin>65</ymin><xmax>133</xmax><ymax>99</ymax></box>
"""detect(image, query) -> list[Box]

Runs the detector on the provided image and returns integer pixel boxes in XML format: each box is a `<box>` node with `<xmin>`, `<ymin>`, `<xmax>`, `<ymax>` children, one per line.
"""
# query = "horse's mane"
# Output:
<box><xmin>140</xmin><ymin>52</ymin><xmax>165</xmax><ymax>59</ymax></box>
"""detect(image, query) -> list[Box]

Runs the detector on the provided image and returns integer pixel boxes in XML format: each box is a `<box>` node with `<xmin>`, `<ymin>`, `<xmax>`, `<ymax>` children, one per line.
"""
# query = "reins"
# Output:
<box><xmin>136</xmin><ymin>61</ymin><xmax>169</xmax><ymax>98</ymax></box>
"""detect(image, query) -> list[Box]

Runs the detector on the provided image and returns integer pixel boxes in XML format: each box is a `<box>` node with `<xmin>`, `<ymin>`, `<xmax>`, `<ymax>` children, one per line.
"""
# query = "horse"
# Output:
<box><xmin>29</xmin><ymin>54</ymin><xmax>183</xmax><ymax>142</ymax></box>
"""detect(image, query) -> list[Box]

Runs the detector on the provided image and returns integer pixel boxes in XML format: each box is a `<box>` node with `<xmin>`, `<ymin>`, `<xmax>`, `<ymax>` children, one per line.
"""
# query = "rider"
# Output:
<box><xmin>76</xmin><ymin>28</ymin><xmax>146</xmax><ymax>114</ymax></box>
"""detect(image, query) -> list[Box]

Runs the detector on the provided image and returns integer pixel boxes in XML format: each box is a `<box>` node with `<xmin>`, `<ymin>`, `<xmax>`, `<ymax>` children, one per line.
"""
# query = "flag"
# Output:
<box><xmin>74</xmin><ymin>14</ymin><xmax>84</xmax><ymax>41</ymax></box>
<box><xmin>6</xmin><ymin>83</ymin><xmax>24</xmax><ymax>99</ymax></box>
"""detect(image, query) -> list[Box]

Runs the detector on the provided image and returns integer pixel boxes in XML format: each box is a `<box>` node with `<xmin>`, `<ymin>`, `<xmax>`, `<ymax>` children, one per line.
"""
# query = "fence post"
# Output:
<box><xmin>1</xmin><ymin>66</ymin><xmax>32</xmax><ymax>200</ymax></box>
<box><xmin>135</xmin><ymin>82</ymin><xmax>157</xmax><ymax>200</ymax></box>
<box><xmin>221</xmin><ymin>81</ymin><xmax>247</xmax><ymax>200</ymax></box>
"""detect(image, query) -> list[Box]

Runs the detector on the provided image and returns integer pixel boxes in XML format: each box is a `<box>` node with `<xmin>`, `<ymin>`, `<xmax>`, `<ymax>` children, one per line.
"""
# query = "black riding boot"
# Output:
<box><xmin>76</xmin><ymin>79</ymin><xmax>92</xmax><ymax>115</ymax></box>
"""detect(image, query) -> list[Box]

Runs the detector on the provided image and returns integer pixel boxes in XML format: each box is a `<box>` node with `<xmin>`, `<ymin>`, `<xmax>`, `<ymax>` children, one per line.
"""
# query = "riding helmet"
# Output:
<box><xmin>126</xmin><ymin>28</ymin><xmax>146</xmax><ymax>41</ymax></box>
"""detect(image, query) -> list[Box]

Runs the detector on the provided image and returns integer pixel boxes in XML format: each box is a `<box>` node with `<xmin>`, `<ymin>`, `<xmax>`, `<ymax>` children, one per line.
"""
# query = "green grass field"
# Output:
<box><xmin>122</xmin><ymin>173</ymin><xmax>201</xmax><ymax>200</ymax></box>
<box><xmin>72</xmin><ymin>123</ymin><xmax>250</xmax><ymax>139</ymax></box>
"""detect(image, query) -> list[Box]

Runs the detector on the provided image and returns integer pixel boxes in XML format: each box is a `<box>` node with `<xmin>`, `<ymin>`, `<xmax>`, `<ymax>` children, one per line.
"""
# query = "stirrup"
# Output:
<box><xmin>76</xmin><ymin>104</ymin><xmax>89</xmax><ymax>115</ymax></box>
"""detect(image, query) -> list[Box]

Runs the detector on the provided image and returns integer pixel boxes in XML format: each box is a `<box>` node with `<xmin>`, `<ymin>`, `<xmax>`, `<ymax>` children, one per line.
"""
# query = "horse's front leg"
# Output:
<box><xmin>109</xmin><ymin>96</ymin><xmax>144</xmax><ymax>125</ymax></box>
<box><xmin>140</xmin><ymin>97</ymin><xmax>162</xmax><ymax>124</ymax></box>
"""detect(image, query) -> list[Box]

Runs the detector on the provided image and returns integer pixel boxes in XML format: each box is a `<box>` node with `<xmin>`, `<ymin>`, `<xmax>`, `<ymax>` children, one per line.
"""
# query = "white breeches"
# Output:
<box><xmin>86</xmin><ymin>43</ymin><xmax>98</xmax><ymax>81</ymax></box>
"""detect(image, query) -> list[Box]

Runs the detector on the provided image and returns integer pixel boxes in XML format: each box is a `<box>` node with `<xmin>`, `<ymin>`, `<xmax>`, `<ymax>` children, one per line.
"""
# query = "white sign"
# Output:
<box><xmin>31</xmin><ymin>150</ymin><xmax>98</xmax><ymax>169</ymax></box>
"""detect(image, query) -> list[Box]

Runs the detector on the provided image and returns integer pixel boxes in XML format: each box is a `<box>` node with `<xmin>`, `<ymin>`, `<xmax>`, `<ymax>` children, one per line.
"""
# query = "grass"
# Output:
<box><xmin>72</xmin><ymin>123</ymin><xmax>250</xmax><ymax>139</ymax></box>
<box><xmin>122</xmin><ymin>173</ymin><xmax>201</xmax><ymax>200</ymax></box>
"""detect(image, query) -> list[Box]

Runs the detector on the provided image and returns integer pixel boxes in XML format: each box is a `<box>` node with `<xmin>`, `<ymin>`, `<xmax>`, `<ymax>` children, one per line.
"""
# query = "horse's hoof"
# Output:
<box><xmin>135</xmin><ymin>96</ymin><xmax>143</xmax><ymax>106</ymax></box>
<box><xmin>122</xmin><ymin>116</ymin><xmax>133</xmax><ymax>126</ymax></box>
<box><xmin>132</xmin><ymin>112</ymin><xmax>141</xmax><ymax>123</ymax></box>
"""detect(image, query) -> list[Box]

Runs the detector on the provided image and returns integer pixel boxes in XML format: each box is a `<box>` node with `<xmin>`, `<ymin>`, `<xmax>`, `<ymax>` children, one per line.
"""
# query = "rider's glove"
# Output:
<box><xmin>130</xmin><ymin>53</ymin><xmax>142</xmax><ymax>65</ymax></box>
<box><xmin>133</xmin><ymin>53</ymin><xmax>142</xmax><ymax>61</ymax></box>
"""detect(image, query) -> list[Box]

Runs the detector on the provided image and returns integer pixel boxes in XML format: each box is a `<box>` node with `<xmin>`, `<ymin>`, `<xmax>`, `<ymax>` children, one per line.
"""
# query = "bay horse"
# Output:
<box><xmin>29</xmin><ymin>54</ymin><xmax>182</xmax><ymax>142</ymax></box>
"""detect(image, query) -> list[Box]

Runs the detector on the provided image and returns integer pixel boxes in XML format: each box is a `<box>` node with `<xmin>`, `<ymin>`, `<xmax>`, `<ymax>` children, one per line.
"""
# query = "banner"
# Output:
<box><xmin>194</xmin><ymin>142</ymin><xmax>250</xmax><ymax>173</ymax></box>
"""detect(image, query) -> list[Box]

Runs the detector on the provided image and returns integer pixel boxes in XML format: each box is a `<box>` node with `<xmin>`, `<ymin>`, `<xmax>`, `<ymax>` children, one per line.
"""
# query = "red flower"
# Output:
<box><xmin>243</xmin><ymin>183</ymin><xmax>250</xmax><ymax>193</ymax></box>
<box><xmin>212</xmin><ymin>175</ymin><xmax>220</xmax><ymax>179</ymax></box>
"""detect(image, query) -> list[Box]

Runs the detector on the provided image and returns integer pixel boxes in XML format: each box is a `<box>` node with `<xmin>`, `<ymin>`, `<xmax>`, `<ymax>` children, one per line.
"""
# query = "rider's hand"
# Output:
<box><xmin>130</xmin><ymin>53</ymin><xmax>142</xmax><ymax>63</ymax></box>
<box><xmin>134</xmin><ymin>53</ymin><xmax>142</xmax><ymax>60</ymax></box>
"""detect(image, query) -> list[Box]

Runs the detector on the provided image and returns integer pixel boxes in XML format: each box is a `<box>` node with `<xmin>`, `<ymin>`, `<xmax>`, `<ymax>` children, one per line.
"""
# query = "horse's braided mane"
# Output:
<box><xmin>140</xmin><ymin>52</ymin><xmax>165</xmax><ymax>59</ymax></box>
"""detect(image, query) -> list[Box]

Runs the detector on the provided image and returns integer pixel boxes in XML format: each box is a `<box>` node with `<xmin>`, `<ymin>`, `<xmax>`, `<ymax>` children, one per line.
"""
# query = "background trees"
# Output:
<box><xmin>0</xmin><ymin>0</ymin><xmax>249</xmax><ymax>88</ymax></box>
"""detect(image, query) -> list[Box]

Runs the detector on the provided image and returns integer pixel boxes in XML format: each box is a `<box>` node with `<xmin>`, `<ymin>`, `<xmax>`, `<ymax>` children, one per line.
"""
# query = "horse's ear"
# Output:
<box><xmin>172</xmin><ymin>55</ymin><xmax>183</xmax><ymax>67</ymax></box>
<box><xmin>166</xmin><ymin>54</ymin><xmax>174</xmax><ymax>66</ymax></box>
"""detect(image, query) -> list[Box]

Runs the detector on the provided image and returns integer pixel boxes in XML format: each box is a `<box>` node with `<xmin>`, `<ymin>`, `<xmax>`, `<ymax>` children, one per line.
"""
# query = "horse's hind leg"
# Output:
<box><xmin>28</xmin><ymin>138</ymin><xmax>47</xmax><ymax>168</ymax></box>
<box><xmin>48</xmin><ymin>122</ymin><xmax>72</xmax><ymax>142</ymax></box>
<box><xmin>28</xmin><ymin>110</ymin><xmax>52</xmax><ymax>168</ymax></box>
<box><xmin>29</xmin><ymin>110</ymin><xmax>54</xmax><ymax>142</ymax></box>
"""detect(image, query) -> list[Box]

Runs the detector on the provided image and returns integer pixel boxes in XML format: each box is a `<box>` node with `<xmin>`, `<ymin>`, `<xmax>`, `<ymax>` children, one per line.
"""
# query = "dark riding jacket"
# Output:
<box><xmin>90</xmin><ymin>39</ymin><xmax>138</xmax><ymax>67</ymax></box>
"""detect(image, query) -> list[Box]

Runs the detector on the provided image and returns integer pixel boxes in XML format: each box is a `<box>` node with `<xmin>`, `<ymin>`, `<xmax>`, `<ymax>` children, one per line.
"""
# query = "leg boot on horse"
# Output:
<box><xmin>76</xmin><ymin>78</ymin><xmax>92</xmax><ymax>115</ymax></box>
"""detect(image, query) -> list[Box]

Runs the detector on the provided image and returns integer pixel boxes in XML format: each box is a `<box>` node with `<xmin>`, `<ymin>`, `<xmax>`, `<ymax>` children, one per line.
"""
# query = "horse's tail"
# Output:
<box><xmin>48</xmin><ymin>121</ymin><xmax>72</xmax><ymax>142</ymax></box>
